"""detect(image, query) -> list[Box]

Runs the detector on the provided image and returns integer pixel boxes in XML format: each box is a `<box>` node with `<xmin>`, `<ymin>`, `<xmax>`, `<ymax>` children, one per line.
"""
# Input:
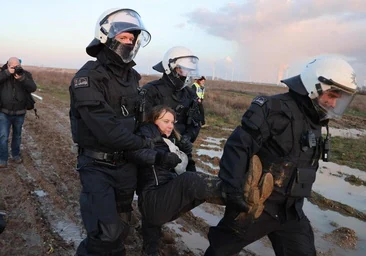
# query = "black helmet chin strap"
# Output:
<box><xmin>167</xmin><ymin>71</ymin><xmax>185</xmax><ymax>91</ymax></box>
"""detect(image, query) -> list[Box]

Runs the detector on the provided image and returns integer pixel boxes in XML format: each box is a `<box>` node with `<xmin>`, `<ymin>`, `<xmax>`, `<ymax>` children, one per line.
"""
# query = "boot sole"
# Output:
<box><xmin>243</xmin><ymin>155</ymin><xmax>262</xmax><ymax>199</ymax></box>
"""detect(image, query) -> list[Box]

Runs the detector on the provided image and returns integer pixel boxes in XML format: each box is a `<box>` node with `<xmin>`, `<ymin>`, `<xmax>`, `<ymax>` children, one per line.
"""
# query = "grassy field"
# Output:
<box><xmin>29</xmin><ymin>67</ymin><xmax>366</xmax><ymax>171</ymax></box>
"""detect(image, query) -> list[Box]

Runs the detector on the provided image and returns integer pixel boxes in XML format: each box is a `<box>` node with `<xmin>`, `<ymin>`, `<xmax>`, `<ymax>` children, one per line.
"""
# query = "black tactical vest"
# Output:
<box><xmin>70</xmin><ymin>61</ymin><xmax>141</xmax><ymax>152</ymax></box>
<box><xmin>145</xmin><ymin>80</ymin><xmax>194</xmax><ymax>135</ymax></box>
<box><xmin>257</xmin><ymin>93</ymin><xmax>323</xmax><ymax>202</ymax></box>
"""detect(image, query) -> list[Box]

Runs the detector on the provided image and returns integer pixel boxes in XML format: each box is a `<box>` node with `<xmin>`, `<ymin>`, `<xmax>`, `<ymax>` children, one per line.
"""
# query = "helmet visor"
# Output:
<box><xmin>313</xmin><ymin>88</ymin><xmax>355</xmax><ymax>120</ymax></box>
<box><xmin>102</xmin><ymin>9</ymin><xmax>151</xmax><ymax>47</ymax></box>
<box><xmin>173</xmin><ymin>56</ymin><xmax>199</xmax><ymax>70</ymax></box>
<box><xmin>175</xmin><ymin>65</ymin><xmax>199</xmax><ymax>88</ymax></box>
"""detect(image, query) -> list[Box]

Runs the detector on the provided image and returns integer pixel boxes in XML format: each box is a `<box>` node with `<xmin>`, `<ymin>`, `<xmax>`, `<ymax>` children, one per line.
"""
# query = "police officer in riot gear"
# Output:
<box><xmin>69</xmin><ymin>8</ymin><xmax>152</xmax><ymax>255</ymax></box>
<box><xmin>142</xmin><ymin>46</ymin><xmax>202</xmax><ymax>172</ymax></box>
<box><xmin>204</xmin><ymin>56</ymin><xmax>358</xmax><ymax>256</ymax></box>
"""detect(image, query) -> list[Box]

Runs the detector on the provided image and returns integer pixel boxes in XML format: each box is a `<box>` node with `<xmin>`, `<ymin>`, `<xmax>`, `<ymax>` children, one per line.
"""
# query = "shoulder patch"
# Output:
<box><xmin>73</xmin><ymin>77</ymin><xmax>89</xmax><ymax>88</ymax></box>
<box><xmin>252</xmin><ymin>96</ymin><xmax>268</xmax><ymax>106</ymax></box>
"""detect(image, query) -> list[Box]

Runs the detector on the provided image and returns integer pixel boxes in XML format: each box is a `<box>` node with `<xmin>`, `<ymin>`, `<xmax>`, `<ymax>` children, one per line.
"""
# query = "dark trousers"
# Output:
<box><xmin>0</xmin><ymin>112</ymin><xmax>25</xmax><ymax>163</ymax></box>
<box><xmin>75</xmin><ymin>155</ymin><xmax>137</xmax><ymax>256</ymax></box>
<box><xmin>198</xmin><ymin>101</ymin><xmax>205</xmax><ymax>125</ymax></box>
<box><xmin>204</xmin><ymin>211</ymin><xmax>316</xmax><ymax>256</ymax></box>
<box><xmin>0</xmin><ymin>212</ymin><xmax>5</xmax><ymax>234</ymax></box>
<box><xmin>139</xmin><ymin>172</ymin><xmax>220</xmax><ymax>254</ymax></box>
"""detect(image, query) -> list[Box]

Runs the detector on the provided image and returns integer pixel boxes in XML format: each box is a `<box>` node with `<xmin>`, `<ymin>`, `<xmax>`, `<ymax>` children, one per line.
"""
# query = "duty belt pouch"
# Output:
<box><xmin>288</xmin><ymin>168</ymin><xmax>316</xmax><ymax>197</ymax></box>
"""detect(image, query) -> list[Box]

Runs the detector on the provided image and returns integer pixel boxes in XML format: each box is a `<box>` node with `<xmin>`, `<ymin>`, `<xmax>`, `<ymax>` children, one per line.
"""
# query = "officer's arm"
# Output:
<box><xmin>126</xmin><ymin>126</ymin><xmax>160</xmax><ymax>166</ymax></box>
<box><xmin>218</xmin><ymin>99</ymin><xmax>270</xmax><ymax>193</ymax></box>
<box><xmin>142</xmin><ymin>84</ymin><xmax>158</xmax><ymax>112</ymax></box>
<box><xmin>71</xmin><ymin>78</ymin><xmax>146</xmax><ymax>151</ymax></box>
<box><xmin>184</xmin><ymin>124</ymin><xmax>200</xmax><ymax>143</ymax></box>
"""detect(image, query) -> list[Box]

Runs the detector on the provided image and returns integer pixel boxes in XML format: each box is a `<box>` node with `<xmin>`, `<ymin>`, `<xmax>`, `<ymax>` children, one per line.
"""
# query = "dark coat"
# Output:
<box><xmin>128</xmin><ymin>123</ymin><xmax>178</xmax><ymax>195</ymax></box>
<box><xmin>143</xmin><ymin>74</ymin><xmax>201</xmax><ymax>142</ymax></box>
<box><xmin>219</xmin><ymin>90</ymin><xmax>323</xmax><ymax>220</ymax></box>
<box><xmin>0</xmin><ymin>68</ymin><xmax>37</xmax><ymax>115</ymax></box>
<box><xmin>69</xmin><ymin>46</ymin><xmax>145</xmax><ymax>153</ymax></box>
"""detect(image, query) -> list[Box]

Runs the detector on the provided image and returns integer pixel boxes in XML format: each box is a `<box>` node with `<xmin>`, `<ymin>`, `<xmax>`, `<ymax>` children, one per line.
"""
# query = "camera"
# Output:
<box><xmin>14</xmin><ymin>66</ymin><xmax>24</xmax><ymax>75</ymax></box>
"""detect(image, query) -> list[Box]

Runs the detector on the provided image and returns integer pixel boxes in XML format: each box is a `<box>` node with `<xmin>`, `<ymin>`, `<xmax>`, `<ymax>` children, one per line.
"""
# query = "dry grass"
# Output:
<box><xmin>16</xmin><ymin>66</ymin><xmax>366</xmax><ymax>122</ymax></box>
<box><xmin>349</xmin><ymin>94</ymin><xmax>366</xmax><ymax>115</ymax></box>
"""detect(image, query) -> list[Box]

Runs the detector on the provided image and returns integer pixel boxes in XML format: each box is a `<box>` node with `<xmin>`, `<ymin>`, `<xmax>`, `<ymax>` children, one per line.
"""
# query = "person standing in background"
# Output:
<box><xmin>0</xmin><ymin>57</ymin><xmax>37</xmax><ymax>168</ymax></box>
<box><xmin>192</xmin><ymin>75</ymin><xmax>207</xmax><ymax>126</ymax></box>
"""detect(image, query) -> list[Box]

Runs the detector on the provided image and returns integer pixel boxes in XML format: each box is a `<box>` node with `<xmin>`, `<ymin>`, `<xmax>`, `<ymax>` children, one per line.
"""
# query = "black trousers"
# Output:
<box><xmin>204</xmin><ymin>211</ymin><xmax>316</xmax><ymax>256</ymax></box>
<box><xmin>75</xmin><ymin>155</ymin><xmax>137</xmax><ymax>256</ymax></box>
<box><xmin>198</xmin><ymin>101</ymin><xmax>205</xmax><ymax>125</ymax></box>
<box><xmin>0</xmin><ymin>213</ymin><xmax>5</xmax><ymax>234</ymax></box>
<box><xmin>139</xmin><ymin>172</ymin><xmax>220</xmax><ymax>254</ymax></box>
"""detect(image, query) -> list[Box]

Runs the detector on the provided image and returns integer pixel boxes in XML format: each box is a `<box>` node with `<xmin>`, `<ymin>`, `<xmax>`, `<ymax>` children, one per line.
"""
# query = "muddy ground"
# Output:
<box><xmin>0</xmin><ymin>90</ymin><xmax>365</xmax><ymax>256</ymax></box>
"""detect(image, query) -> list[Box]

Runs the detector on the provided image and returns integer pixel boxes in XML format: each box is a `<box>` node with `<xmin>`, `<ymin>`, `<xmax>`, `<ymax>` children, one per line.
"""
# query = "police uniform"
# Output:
<box><xmin>205</xmin><ymin>76</ymin><xmax>324</xmax><ymax>256</ymax></box>
<box><xmin>70</xmin><ymin>47</ymin><xmax>147</xmax><ymax>255</ymax></box>
<box><xmin>143</xmin><ymin>74</ymin><xmax>201</xmax><ymax>143</ymax></box>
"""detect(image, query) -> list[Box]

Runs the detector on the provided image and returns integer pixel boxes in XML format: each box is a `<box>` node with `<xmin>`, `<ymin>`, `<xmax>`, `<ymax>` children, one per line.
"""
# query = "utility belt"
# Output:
<box><xmin>78</xmin><ymin>148</ymin><xmax>125</xmax><ymax>166</ymax></box>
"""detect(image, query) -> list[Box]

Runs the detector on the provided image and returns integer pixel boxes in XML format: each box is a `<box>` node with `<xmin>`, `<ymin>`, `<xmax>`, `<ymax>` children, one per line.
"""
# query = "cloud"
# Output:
<box><xmin>187</xmin><ymin>0</ymin><xmax>366</xmax><ymax>83</ymax></box>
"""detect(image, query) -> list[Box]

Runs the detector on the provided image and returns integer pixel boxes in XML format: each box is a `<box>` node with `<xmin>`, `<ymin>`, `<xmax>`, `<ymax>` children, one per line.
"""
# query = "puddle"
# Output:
<box><xmin>304</xmin><ymin>200</ymin><xmax>366</xmax><ymax>255</ymax></box>
<box><xmin>199</xmin><ymin>143</ymin><xmax>222</xmax><ymax>149</ymax></box>
<box><xmin>315</xmin><ymin>163</ymin><xmax>366</xmax><ymax>213</ymax></box>
<box><xmin>33</xmin><ymin>190</ymin><xmax>48</xmax><ymax>197</ymax></box>
<box><xmin>36</xmin><ymin>193</ymin><xmax>84</xmax><ymax>248</ymax></box>
<box><xmin>320</xmin><ymin>161</ymin><xmax>366</xmax><ymax>180</ymax></box>
<box><xmin>203</xmin><ymin>137</ymin><xmax>226</xmax><ymax>145</ymax></box>
<box><xmin>198</xmin><ymin>161</ymin><xmax>219</xmax><ymax>171</ymax></box>
<box><xmin>166</xmin><ymin>222</ymin><xmax>208</xmax><ymax>255</ymax></box>
<box><xmin>325</xmin><ymin>127</ymin><xmax>366</xmax><ymax>138</ymax></box>
<box><xmin>196</xmin><ymin>149</ymin><xmax>223</xmax><ymax>159</ymax></box>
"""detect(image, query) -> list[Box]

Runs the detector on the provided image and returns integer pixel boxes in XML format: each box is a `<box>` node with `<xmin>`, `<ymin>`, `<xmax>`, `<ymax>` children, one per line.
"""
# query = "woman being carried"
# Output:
<box><xmin>129</xmin><ymin>105</ymin><xmax>223</xmax><ymax>256</ymax></box>
<box><xmin>129</xmin><ymin>105</ymin><xmax>273</xmax><ymax>256</ymax></box>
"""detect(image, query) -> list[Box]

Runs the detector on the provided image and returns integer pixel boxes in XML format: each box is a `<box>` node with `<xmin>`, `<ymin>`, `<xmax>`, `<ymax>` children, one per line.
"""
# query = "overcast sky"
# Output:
<box><xmin>1</xmin><ymin>0</ymin><xmax>365</xmax><ymax>85</ymax></box>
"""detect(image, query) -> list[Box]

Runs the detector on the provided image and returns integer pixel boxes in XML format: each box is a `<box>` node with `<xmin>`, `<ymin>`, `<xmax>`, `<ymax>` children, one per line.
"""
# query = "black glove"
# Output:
<box><xmin>177</xmin><ymin>135</ymin><xmax>193</xmax><ymax>154</ymax></box>
<box><xmin>155</xmin><ymin>152</ymin><xmax>182</xmax><ymax>169</ymax></box>
<box><xmin>225</xmin><ymin>193</ymin><xmax>249</xmax><ymax>213</ymax></box>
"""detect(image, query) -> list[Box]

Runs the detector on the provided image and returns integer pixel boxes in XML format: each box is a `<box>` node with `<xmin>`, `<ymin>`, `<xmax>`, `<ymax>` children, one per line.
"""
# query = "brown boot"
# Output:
<box><xmin>235</xmin><ymin>155</ymin><xmax>274</xmax><ymax>221</ymax></box>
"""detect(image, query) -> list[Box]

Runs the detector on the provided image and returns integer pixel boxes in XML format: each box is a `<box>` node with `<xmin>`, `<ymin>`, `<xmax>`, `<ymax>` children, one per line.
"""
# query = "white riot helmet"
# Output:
<box><xmin>299</xmin><ymin>56</ymin><xmax>358</xmax><ymax>120</ymax></box>
<box><xmin>86</xmin><ymin>8</ymin><xmax>151</xmax><ymax>63</ymax></box>
<box><xmin>153</xmin><ymin>46</ymin><xmax>199</xmax><ymax>90</ymax></box>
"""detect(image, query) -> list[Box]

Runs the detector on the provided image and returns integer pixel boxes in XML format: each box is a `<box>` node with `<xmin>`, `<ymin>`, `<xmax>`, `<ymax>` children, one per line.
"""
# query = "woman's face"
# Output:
<box><xmin>155</xmin><ymin>111</ymin><xmax>175</xmax><ymax>137</ymax></box>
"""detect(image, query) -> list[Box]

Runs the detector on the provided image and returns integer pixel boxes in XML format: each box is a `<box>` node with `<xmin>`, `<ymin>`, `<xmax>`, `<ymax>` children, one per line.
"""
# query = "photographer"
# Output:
<box><xmin>0</xmin><ymin>57</ymin><xmax>37</xmax><ymax>168</ymax></box>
